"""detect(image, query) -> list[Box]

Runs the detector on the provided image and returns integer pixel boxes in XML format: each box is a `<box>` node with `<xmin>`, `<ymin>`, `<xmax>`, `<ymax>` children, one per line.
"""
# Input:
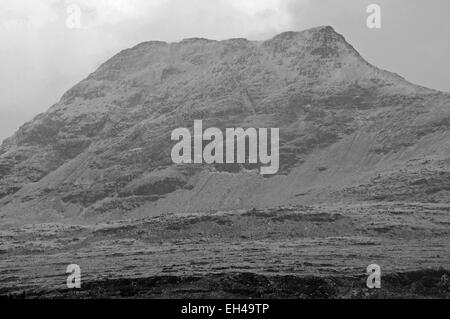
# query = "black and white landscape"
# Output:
<box><xmin>0</xmin><ymin>19</ymin><xmax>449</xmax><ymax>298</ymax></box>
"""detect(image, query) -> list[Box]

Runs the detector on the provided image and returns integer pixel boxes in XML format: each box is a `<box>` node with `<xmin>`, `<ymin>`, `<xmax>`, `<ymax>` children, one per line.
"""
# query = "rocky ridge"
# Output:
<box><xmin>0</xmin><ymin>26</ymin><xmax>449</xmax><ymax>225</ymax></box>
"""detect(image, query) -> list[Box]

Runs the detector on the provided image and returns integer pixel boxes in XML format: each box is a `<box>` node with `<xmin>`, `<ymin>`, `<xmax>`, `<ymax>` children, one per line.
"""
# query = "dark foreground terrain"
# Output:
<box><xmin>2</xmin><ymin>269</ymin><xmax>450</xmax><ymax>299</ymax></box>
<box><xmin>1</xmin><ymin>203</ymin><xmax>449</xmax><ymax>298</ymax></box>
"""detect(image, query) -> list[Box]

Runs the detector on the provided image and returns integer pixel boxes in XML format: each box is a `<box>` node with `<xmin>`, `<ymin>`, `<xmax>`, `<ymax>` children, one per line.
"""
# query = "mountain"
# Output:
<box><xmin>1</xmin><ymin>26</ymin><xmax>449</xmax><ymax>225</ymax></box>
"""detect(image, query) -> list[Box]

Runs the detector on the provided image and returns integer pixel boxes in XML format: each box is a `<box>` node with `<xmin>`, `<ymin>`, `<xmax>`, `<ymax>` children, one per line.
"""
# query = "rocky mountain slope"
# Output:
<box><xmin>1</xmin><ymin>26</ymin><xmax>449</xmax><ymax>225</ymax></box>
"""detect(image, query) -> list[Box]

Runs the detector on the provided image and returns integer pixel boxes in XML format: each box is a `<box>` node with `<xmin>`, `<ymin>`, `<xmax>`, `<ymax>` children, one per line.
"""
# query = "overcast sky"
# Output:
<box><xmin>0</xmin><ymin>0</ymin><xmax>449</xmax><ymax>141</ymax></box>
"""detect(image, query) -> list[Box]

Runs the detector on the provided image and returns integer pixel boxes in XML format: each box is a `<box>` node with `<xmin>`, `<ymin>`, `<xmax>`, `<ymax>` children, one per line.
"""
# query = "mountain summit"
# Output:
<box><xmin>1</xmin><ymin>26</ymin><xmax>449</xmax><ymax>224</ymax></box>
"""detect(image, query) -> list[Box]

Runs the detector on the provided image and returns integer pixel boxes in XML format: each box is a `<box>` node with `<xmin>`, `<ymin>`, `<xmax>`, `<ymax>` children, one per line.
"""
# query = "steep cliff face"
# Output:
<box><xmin>1</xmin><ymin>26</ymin><xmax>449</xmax><ymax>224</ymax></box>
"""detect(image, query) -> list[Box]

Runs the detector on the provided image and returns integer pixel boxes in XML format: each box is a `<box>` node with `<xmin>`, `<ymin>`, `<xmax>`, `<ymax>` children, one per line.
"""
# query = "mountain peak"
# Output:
<box><xmin>1</xmin><ymin>26</ymin><xmax>449</xmax><ymax>224</ymax></box>
<box><xmin>268</xmin><ymin>25</ymin><xmax>339</xmax><ymax>40</ymax></box>
<box><xmin>126</xmin><ymin>26</ymin><xmax>340</xmax><ymax>50</ymax></box>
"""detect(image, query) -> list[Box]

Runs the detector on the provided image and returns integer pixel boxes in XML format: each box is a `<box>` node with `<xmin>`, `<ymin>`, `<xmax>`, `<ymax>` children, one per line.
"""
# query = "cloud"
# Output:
<box><xmin>71</xmin><ymin>0</ymin><xmax>295</xmax><ymax>41</ymax></box>
<box><xmin>0</xmin><ymin>0</ymin><xmax>298</xmax><ymax>141</ymax></box>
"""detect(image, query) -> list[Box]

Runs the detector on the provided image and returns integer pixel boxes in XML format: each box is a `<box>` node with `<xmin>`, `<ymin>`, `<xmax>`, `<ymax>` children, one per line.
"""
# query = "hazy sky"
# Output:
<box><xmin>0</xmin><ymin>0</ymin><xmax>449</xmax><ymax>141</ymax></box>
